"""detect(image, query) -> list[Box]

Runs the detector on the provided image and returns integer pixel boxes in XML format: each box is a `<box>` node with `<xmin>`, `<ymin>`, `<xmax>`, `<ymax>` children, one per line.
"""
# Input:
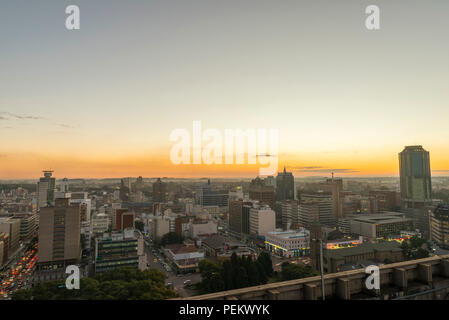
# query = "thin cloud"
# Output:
<box><xmin>0</xmin><ymin>112</ymin><xmax>44</xmax><ymax>120</ymax></box>
<box><xmin>290</xmin><ymin>166</ymin><xmax>359</xmax><ymax>174</ymax></box>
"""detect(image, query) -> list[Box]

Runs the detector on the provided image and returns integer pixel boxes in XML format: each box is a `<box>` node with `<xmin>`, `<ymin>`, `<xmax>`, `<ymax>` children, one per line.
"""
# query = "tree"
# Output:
<box><xmin>257</xmin><ymin>252</ymin><xmax>273</xmax><ymax>277</ymax></box>
<box><xmin>134</xmin><ymin>220</ymin><xmax>145</xmax><ymax>232</ymax></box>
<box><xmin>160</xmin><ymin>232</ymin><xmax>184</xmax><ymax>246</ymax></box>
<box><xmin>12</xmin><ymin>267</ymin><xmax>176</xmax><ymax>300</ymax></box>
<box><xmin>279</xmin><ymin>263</ymin><xmax>319</xmax><ymax>281</ymax></box>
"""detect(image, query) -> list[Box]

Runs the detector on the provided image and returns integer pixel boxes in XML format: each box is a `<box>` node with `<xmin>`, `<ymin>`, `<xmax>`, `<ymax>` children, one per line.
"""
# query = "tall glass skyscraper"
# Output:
<box><xmin>399</xmin><ymin>145</ymin><xmax>432</xmax><ymax>208</ymax></box>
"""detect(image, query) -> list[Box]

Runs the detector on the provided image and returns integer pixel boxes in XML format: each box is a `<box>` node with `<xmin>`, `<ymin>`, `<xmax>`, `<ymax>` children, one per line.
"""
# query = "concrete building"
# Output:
<box><xmin>276</xmin><ymin>167</ymin><xmax>295</xmax><ymax>201</ymax></box>
<box><xmin>280</xmin><ymin>200</ymin><xmax>299</xmax><ymax>230</ymax></box>
<box><xmin>94</xmin><ymin>229</ymin><xmax>146</xmax><ymax>273</ymax></box>
<box><xmin>298</xmin><ymin>194</ymin><xmax>335</xmax><ymax>228</ymax></box>
<box><xmin>92</xmin><ymin>214</ymin><xmax>110</xmax><ymax>234</ymax></box>
<box><xmin>399</xmin><ymin>145</ymin><xmax>432</xmax><ymax>209</ymax></box>
<box><xmin>430</xmin><ymin>204</ymin><xmax>449</xmax><ymax>249</ymax></box>
<box><xmin>37</xmin><ymin>170</ymin><xmax>56</xmax><ymax>208</ymax></box>
<box><xmin>0</xmin><ymin>217</ymin><xmax>21</xmax><ymax>253</ymax></box>
<box><xmin>249</xmin><ymin>205</ymin><xmax>276</xmax><ymax>238</ymax></box>
<box><xmin>10</xmin><ymin>212</ymin><xmax>37</xmax><ymax>240</ymax></box>
<box><xmin>189</xmin><ymin>220</ymin><xmax>218</xmax><ymax>238</ymax></box>
<box><xmin>265</xmin><ymin>229</ymin><xmax>310</xmax><ymax>258</ymax></box>
<box><xmin>195</xmin><ymin>180</ymin><xmax>229</xmax><ymax>207</ymax></box>
<box><xmin>0</xmin><ymin>232</ymin><xmax>9</xmax><ymax>266</ymax></box>
<box><xmin>114</xmin><ymin>208</ymin><xmax>135</xmax><ymax>231</ymax></box>
<box><xmin>249</xmin><ymin>177</ymin><xmax>275</xmax><ymax>209</ymax></box>
<box><xmin>323</xmin><ymin>241</ymin><xmax>404</xmax><ymax>273</ymax></box>
<box><xmin>164</xmin><ymin>243</ymin><xmax>205</xmax><ymax>274</ymax></box>
<box><xmin>201</xmin><ymin>235</ymin><xmax>254</xmax><ymax>259</ymax></box>
<box><xmin>153</xmin><ymin>178</ymin><xmax>167</xmax><ymax>203</ymax></box>
<box><xmin>325</xmin><ymin>177</ymin><xmax>343</xmax><ymax>218</ymax></box>
<box><xmin>37</xmin><ymin>197</ymin><xmax>81</xmax><ymax>269</ymax></box>
<box><xmin>349</xmin><ymin>212</ymin><xmax>414</xmax><ymax>239</ymax></box>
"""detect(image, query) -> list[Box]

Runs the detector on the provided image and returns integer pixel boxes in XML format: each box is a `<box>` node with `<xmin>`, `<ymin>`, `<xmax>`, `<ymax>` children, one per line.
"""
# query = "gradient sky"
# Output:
<box><xmin>1</xmin><ymin>0</ymin><xmax>449</xmax><ymax>179</ymax></box>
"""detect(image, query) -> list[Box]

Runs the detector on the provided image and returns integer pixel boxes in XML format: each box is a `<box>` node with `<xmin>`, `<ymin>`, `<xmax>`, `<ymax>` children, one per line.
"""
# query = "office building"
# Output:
<box><xmin>281</xmin><ymin>200</ymin><xmax>300</xmax><ymax>230</ymax></box>
<box><xmin>37</xmin><ymin>197</ymin><xmax>81</xmax><ymax>269</ymax></box>
<box><xmin>323</xmin><ymin>242</ymin><xmax>404</xmax><ymax>273</ymax></box>
<box><xmin>399</xmin><ymin>145</ymin><xmax>432</xmax><ymax>208</ymax></box>
<box><xmin>349</xmin><ymin>212</ymin><xmax>414</xmax><ymax>239</ymax></box>
<box><xmin>276</xmin><ymin>167</ymin><xmax>295</xmax><ymax>201</ymax></box>
<box><xmin>37</xmin><ymin>170</ymin><xmax>56</xmax><ymax>208</ymax></box>
<box><xmin>195</xmin><ymin>179</ymin><xmax>229</xmax><ymax>207</ymax></box>
<box><xmin>153</xmin><ymin>178</ymin><xmax>167</xmax><ymax>203</ymax></box>
<box><xmin>249</xmin><ymin>177</ymin><xmax>275</xmax><ymax>209</ymax></box>
<box><xmin>94</xmin><ymin>229</ymin><xmax>146</xmax><ymax>273</ymax></box>
<box><xmin>0</xmin><ymin>217</ymin><xmax>21</xmax><ymax>253</ymax></box>
<box><xmin>249</xmin><ymin>205</ymin><xmax>276</xmax><ymax>238</ymax></box>
<box><xmin>114</xmin><ymin>208</ymin><xmax>135</xmax><ymax>231</ymax></box>
<box><xmin>298</xmin><ymin>194</ymin><xmax>335</xmax><ymax>228</ymax></box>
<box><xmin>10</xmin><ymin>212</ymin><xmax>37</xmax><ymax>240</ymax></box>
<box><xmin>430</xmin><ymin>204</ymin><xmax>449</xmax><ymax>249</ymax></box>
<box><xmin>265</xmin><ymin>229</ymin><xmax>310</xmax><ymax>258</ymax></box>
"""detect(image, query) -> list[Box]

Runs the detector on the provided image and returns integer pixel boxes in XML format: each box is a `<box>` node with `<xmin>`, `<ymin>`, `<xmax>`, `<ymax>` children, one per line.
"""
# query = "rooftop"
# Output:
<box><xmin>325</xmin><ymin>241</ymin><xmax>402</xmax><ymax>260</ymax></box>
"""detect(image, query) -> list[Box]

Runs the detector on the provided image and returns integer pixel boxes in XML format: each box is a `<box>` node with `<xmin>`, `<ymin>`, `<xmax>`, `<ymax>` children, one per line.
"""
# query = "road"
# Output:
<box><xmin>0</xmin><ymin>242</ymin><xmax>38</xmax><ymax>300</ymax></box>
<box><xmin>144</xmin><ymin>241</ymin><xmax>201</xmax><ymax>298</ymax></box>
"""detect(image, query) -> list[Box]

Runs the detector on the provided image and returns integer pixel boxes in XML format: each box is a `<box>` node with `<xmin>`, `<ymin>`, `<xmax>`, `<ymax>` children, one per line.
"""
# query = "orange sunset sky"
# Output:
<box><xmin>1</xmin><ymin>1</ymin><xmax>449</xmax><ymax>179</ymax></box>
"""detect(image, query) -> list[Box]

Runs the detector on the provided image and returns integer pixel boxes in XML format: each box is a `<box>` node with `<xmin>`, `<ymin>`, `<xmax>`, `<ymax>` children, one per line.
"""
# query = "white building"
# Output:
<box><xmin>92</xmin><ymin>214</ymin><xmax>109</xmax><ymax>234</ymax></box>
<box><xmin>249</xmin><ymin>205</ymin><xmax>276</xmax><ymax>238</ymax></box>
<box><xmin>189</xmin><ymin>220</ymin><xmax>218</xmax><ymax>238</ymax></box>
<box><xmin>265</xmin><ymin>228</ymin><xmax>310</xmax><ymax>258</ymax></box>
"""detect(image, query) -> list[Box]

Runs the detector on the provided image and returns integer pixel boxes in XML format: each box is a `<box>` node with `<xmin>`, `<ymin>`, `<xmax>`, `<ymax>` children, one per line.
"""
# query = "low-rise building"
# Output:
<box><xmin>349</xmin><ymin>212</ymin><xmax>414</xmax><ymax>239</ymax></box>
<box><xmin>164</xmin><ymin>244</ymin><xmax>205</xmax><ymax>274</ymax></box>
<box><xmin>94</xmin><ymin>228</ymin><xmax>146</xmax><ymax>273</ymax></box>
<box><xmin>265</xmin><ymin>229</ymin><xmax>310</xmax><ymax>258</ymax></box>
<box><xmin>323</xmin><ymin>241</ymin><xmax>404</xmax><ymax>273</ymax></box>
<box><xmin>201</xmin><ymin>235</ymin><xmax>254</xmax><ymax>259</ymax></box>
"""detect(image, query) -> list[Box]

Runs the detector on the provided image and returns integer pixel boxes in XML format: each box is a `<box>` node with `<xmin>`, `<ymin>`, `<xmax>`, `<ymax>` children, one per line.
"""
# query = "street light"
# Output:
<box><xmin>319</xmin><ymin>239</ymin><xmax>325</xmax><ymax>301</ymax></box>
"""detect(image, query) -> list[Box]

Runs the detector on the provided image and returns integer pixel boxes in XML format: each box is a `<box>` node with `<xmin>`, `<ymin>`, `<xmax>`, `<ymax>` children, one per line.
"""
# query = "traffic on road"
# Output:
<box><xmin>0</xmin><ymin>242</ymin><xmax>38</xmax><ymax>300</ymax></box>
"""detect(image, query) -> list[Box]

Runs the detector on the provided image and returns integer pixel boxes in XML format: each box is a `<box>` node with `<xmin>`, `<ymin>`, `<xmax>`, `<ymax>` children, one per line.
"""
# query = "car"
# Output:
<box><xmin>183</xmin><ymin>280</ymin><xmax>191</xmax><ymax>286</ymax></box>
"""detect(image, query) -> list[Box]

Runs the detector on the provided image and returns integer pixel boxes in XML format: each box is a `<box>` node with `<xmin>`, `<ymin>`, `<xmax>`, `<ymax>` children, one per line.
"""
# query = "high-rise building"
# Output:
<box><xmin>399</xmin><ymin>145</ymin><xmax>432</xmax><ymax>208</ymax></box>
<box><xmin>249</xmin><ymin>205</ymin><xmax>276</xmax><ymax>238</ymax></box>
<box><xmin>37</xmin><ymin>196</ymin><xmax>81</xmax><ymax>269</ymax></box>
<box><xmin>249</xmin><ymin>177</ymin><xmax>275</xmax><ymax>209</ymax></box>
<box><xmin>195</xmin><ymin>179</ymin><xmax>228</xmax><ymax>207</ymax></box>
<box><xmin>37</xmin><ymin>170</ymin><xmax>56</xmax><ymax>208</ymax></box>
<box><xmin>276</xmin><ymin>167</ymin><xmax>295</xmax><ymax>201</ymax></box>
<box><xmin>430</xmin><ymin>204</ymin><xmax>449</xmax><ymax>249</ymax></box>
<box><xmin>298</xmin><ymin>193</ymin><xmax>335</xmax><ymax>228</ymax></box>
<box><xmin>60</xmin><ymin>177</ymin><xmax>69</xmax><ymax>192</ymax></box>
<box><xmin>325</xmin><ymin>176</ymin><xmax>343</xmax><ymax>218</ymax></box>
<box><xmin>0</xmin><ymin>217</ymin><xmax>21</xmax><ymax>253</ymax></box>
<box><xmin>280</xmin><ymin>199</ymin><xmax>300</xmax><ymax>230</ymax></box>
<box><xmin>229</xmin><ymin>200</ymin><xmax>244</xmax><ymax>234</ymax></box>
<box><xmin>135</xmin><ymin>176</ymin><xmax>144</xmax><ymax>191</ymax></box>
<box><xmin>153</xmin><ymin>178</ymin><xmax>167</xmax><ymax>203</ymax></box>
<box><xmin>114</xmin><ymin>208</ymin><xmax>135</xmax><ymax>231</ymax></box>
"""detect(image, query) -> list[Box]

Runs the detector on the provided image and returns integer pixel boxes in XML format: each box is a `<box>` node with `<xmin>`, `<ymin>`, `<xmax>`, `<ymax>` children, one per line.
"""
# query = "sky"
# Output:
<box><xmin>1</xmin><ymin>0</ymin><xmax>449</xmax><ymax>179</ymax></box>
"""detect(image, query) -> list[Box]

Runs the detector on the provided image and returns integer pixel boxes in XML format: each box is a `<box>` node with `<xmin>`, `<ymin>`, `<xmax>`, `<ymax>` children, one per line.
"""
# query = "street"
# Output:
<box><xmin>144</xmin><ymin>242</ymin><xmax>201</xmax><ymax>298</ymax></box>
<box><xmin>0</xmin><ymin>242</ymin><xmax>38</xmax><ymax>300</ymax></box>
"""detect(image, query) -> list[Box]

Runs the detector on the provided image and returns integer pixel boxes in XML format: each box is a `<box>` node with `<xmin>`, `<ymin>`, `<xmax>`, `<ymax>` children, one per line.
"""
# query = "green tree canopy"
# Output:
<box><xmin>12</xmin><ymin>267</ymin><xmax>176</xmax><ymax>300</ymax></box>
